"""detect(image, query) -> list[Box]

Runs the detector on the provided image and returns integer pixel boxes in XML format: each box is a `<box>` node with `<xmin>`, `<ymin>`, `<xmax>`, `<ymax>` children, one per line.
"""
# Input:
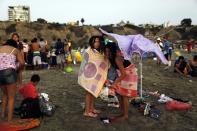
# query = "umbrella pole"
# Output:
<box><xmin>140</xmin><ymin>57</ymin><xmax>143</xmax><ymax>98</ymax></box>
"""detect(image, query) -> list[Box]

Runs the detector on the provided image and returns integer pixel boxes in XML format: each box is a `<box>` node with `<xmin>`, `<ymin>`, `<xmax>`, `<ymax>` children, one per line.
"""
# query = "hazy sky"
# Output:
<box><xmin>0</xmin><ymin>0</ymin><xmax>197</xmax><ymax>25</ymax></box>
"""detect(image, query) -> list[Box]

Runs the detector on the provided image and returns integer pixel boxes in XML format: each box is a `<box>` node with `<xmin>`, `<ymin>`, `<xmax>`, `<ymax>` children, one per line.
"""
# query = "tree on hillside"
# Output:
<box><xmin>81</xmin><ymin>18</ymin><xmax>85</xmax><ymax>25</ymax></box>
<box><xmin>181</xmin><ymin>18</ymin><xmax>192</xmax><ymax>27</ymax></box>
<box><xmin>76</xmin><ymin>20</ymin><xmax>79</xmax><ymax>26</ymax></box>
<box><xmin>37</xmin><ymin>18</ymin><xmax>47</xmax><ymax>24</ymax></box>
<box><xmin>66</xmin><ymin>30</ymin><xmax>71</xmax><ymax>40</ymax></box>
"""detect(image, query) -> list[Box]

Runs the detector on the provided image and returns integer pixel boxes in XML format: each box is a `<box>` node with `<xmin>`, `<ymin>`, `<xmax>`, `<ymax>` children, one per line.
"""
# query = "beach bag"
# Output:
<box><xmin>19</xmin><ymin>98</ymin><xmax>42</xmax><ymax>119</ymax></box>
<box><xmin>39</xmin><ymin>93</ymin><xmax>55</xmax><ymax>116</ymax></box>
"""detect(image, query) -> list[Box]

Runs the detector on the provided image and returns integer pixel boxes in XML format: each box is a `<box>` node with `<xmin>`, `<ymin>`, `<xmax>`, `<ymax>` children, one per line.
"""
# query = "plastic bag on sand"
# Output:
<box><xmin>165</xmin><ymin>100</ymin><xmax>192</xmax><ymax>111</ymax></box>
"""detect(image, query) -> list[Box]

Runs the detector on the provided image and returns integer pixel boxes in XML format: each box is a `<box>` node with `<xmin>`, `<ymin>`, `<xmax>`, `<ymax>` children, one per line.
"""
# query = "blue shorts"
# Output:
<box><xmin>51</xmin><ymin>56</ymin><xmax>57</xmax><ymax>65</ymax></box>
<box><xmin>0</xmin><ymin>68</ymin><xmax>17</xmax><ymax>85</ymax></box>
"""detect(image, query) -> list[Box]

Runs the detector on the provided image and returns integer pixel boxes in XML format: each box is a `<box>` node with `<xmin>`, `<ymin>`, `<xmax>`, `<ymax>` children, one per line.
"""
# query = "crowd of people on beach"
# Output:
<box><xmin>0</xmin><ymin>31</ymin><xmax>196</xmax><ymax>124</ymax></box>
<box><xmin>154</xmin><ymin>36</ymin><xmax>197</xmax><ymax>77</ymax></box>
<box><xmin>0</xmin><ymin>33</ymin><xmax>81</xmax><ymax>122</ymax></box>
<box><xmin>1</xmin><ymin>34</ymin><xmax>82</xmax><ymax>71</ymax></box>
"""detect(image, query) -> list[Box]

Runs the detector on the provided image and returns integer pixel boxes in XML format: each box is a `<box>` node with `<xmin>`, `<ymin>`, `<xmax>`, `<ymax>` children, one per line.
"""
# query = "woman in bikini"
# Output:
<box><xmin>104</xmin><ymin>42</ymin><xmax>138</xmax><ymax>122</ymax></box>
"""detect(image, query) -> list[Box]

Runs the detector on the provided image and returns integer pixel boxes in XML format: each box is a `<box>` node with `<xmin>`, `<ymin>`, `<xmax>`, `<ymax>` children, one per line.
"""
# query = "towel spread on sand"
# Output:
<box><xmin>78</xmin><ymin>47</ymin><xmax>109</xmax><ymax>98</ymax></box>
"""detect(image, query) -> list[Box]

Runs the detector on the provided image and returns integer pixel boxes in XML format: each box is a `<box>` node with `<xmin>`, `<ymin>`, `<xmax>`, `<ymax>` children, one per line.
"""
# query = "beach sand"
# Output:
<box><xmin>0</xmin><ymin>54</ymin><xmax>197</xmax><ymax>131</ymax></box>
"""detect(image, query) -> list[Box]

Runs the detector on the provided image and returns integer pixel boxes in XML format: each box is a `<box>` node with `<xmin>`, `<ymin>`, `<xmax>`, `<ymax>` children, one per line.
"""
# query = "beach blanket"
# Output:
<box><xmin>78</xmin><ymin>48</ymin><xmax>109</xmax><ymax>98</ymax></box>
<box><xmin>0</xmin><ymin>118</ymin><xmax>40</xmax><ymax>131</ymax></box>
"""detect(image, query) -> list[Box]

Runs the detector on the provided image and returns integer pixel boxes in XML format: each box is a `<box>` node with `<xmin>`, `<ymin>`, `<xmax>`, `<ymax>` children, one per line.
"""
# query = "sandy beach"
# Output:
<box><xmin>1</xmin><ymin>52</ymin><xmax>196</xmax><ymax>131</ymax></box>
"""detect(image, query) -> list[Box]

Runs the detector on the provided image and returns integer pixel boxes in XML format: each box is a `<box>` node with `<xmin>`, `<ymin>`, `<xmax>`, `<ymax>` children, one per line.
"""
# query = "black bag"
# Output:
<box><xmin>19</xmin><ymin>98</ymin><xmax>42</xmax><ymax>119</ymax></box>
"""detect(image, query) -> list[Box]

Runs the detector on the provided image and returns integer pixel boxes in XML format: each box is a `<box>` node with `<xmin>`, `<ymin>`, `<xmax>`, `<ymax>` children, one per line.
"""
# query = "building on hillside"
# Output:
<box><xmin>116</xmin><ymin>20</ymin><xmax>126</xmax><ymax>27</ymax></box>
<box><xmin>8</xmin><ymin>6</ymin><xmax>30</xmax><ymax>22</ymax></box>
<box><xmin>67</xmin><ymin>21</ymin><xmax>78</xmax><ymax>26</ymax></box>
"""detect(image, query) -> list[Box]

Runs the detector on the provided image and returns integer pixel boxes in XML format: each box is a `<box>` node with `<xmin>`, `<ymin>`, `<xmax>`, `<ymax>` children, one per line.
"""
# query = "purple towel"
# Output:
<box><xmin>99</xmin><ymin>28</ymin><xmax>168</xmax><ymax>65</ymax></box>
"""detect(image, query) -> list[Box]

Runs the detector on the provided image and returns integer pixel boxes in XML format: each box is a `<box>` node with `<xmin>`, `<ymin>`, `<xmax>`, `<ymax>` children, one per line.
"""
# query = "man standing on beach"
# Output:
<box><xmin>155</xmin><ymin>38</ymin><xmax>163</xmax><ymax>65</ymax></box>
<box><xmin>22</xmin><ymin>39</ymin><xmax>29</xmax><ymax>64</ymax></box>
<box><xmin>55</xmin><ymin>38</ymin><xmax>65</xmax><ymax>70</ymax></box>
<box><xmin>163</xmin><ymin>37</ymin><xmax>173</xmax><ymax>67</ymax></box>
<box><xmin>39</xmin><ymin>38</ymin><xmax>47</xmax><ymax>63</ymax></box>
<box><xmin>31</xmin><ymin>38</ymin><xmax>41</xmax><ymax>70</ymax></box>
<box><xmin>186</xmin><ymin>39</ymin><xmax>194</xmax><ymax>54</ymax></box>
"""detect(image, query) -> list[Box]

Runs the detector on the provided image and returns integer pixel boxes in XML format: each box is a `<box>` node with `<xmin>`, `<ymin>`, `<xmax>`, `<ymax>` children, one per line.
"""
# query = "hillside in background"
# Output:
<box><xmin>0</xmin><ymin>21</ymin><xmax>197</xmax><ymax>48</ymax></box>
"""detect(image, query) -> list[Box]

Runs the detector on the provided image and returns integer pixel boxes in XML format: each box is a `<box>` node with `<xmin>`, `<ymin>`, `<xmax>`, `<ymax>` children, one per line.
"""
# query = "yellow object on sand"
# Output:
<box><xmin>75</xmin><ymin>51</ymin><xmax>82</xmax><ymax>62</ymax></box>
<box><xmin>67</xmin><ymin>54</ymin><xmax>72</xmax><ymax>63</ymax></box>
<box><xmin>64</xmin><ymin>66</ymin><xmax>73</xmax><ymax>73</ymax></box>
<box><xmin>175</xmin><ymin>51</ymin><xmax>181</xmax><ymax>56</ymax></box>
<box><xmin>78</xmin><ymin>48</ymin><xmax>109</xmax><ymax>98</ymax></box>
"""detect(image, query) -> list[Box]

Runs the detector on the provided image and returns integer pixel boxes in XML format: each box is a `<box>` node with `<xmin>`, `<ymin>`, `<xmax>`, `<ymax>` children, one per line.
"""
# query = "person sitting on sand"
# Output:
<box><xmin>104</xmin><ymin>42</ymin><xmax>138</xmax><ymax>122</ymax></box>
<box><xmin>174</xmin><ymin>56</ymin><xmax>188</xmax><ymax>76</ymax></box>
<box><xmin>18</xmin><ymin>74</ymin><xmax>41</xmax><ymax>118</ymax></box>
<box><xmin>19</xmin><ymin>74</ymin><xmax>40</xmax><ymax>99</ymax></box>
<box><xmin>185</xmin><ymin>55</ymin><xmax>197</xmax><ymax>77</ymax></box>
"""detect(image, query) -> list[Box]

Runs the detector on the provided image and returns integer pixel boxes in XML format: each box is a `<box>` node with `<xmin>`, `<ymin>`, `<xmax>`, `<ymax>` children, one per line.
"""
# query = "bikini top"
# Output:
<box><xmin>114</xmin><ymin>58</ymin><xmax>131</xmax><ymax>69</ymax></box>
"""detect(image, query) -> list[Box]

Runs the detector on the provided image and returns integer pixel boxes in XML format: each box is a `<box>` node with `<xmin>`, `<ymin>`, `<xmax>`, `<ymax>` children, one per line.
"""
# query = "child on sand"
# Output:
<box><xmin>174</xmin><ymin>56</ymin><xmax>188</xmax><ymax>76</ymax></box>
<box><xmin>18</xmin><ymin>74</ymin><xmax>41</xmax><ymax>118</ymax></box>
<box><xmin>19</xmin><ymin>74</ymin><xmax>40</xmax><ymax>99</ymax></box>
<box><xmin>79</xmin><ymin>36</ymin><xmax>106</xmax><ymax>118</ymax></box>
<box><xmin>104</xmin><ymin>42</ymin><xmax>138</xmax><ymax>122</ymax></box>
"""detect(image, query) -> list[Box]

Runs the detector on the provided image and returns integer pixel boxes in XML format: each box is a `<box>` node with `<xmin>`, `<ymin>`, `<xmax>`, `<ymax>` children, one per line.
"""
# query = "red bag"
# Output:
<box><xmin>166</xmin><ymin>100</ymin><xmax>192</xmax><ymax>111</ymax></box>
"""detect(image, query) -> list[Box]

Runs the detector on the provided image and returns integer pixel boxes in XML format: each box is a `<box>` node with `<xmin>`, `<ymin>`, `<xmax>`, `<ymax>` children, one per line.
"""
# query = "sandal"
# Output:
<box><xmin>83</xmin><ymin>112</ymin><xmax>98</xmax><ymax>118</ymax></box>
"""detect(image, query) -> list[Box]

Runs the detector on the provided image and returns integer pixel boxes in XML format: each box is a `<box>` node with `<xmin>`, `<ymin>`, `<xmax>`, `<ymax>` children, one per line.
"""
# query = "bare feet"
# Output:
<box><xmin>92</xmin><ymin>109</ymin><xmax>101</xmax><ymax>114</ymax></box>
<box><xmin>83</xmin><ymin>112</ymin><xmax>98</xmax><ymax>118</ymax></box>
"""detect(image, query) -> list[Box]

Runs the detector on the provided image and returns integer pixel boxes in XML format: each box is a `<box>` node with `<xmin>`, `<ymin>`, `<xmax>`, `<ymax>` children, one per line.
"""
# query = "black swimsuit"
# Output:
<box><xmin>115</xmin><ymin>59</ymin><xmax>131</xmax><ymax>69</ymax></box>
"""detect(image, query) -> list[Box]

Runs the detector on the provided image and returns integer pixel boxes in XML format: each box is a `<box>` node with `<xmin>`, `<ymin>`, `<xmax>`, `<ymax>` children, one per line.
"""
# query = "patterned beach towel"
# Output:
<box><xmin>78</xmin><ymin>48</ymin><xmax>109</xmax><ymax>98</ymax></box>
<box><xmin>115</xmin><ymin>64</ymin><xmax>138</xmax><ymax>97</ymax></box>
